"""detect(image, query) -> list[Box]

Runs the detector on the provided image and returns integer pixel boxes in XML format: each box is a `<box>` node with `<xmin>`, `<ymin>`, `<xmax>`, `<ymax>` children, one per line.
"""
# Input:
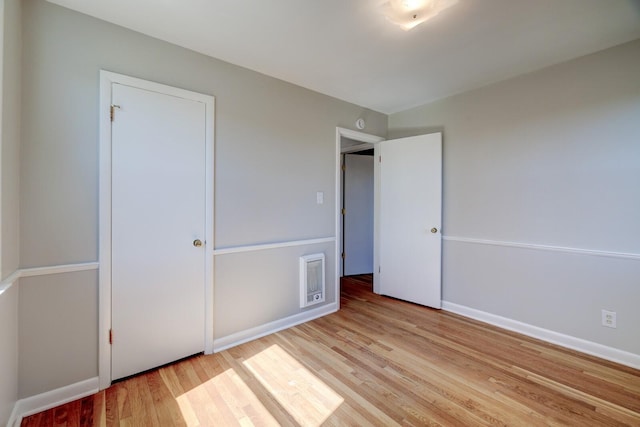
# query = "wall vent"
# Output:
<box><xmin>300</xmin><ymin>253</ymin><xmax>325</xmax><ymax>308</ymax></box>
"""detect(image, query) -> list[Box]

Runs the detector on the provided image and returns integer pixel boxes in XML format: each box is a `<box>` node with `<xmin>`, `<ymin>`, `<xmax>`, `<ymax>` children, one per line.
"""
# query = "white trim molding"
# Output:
<box><xmin>20</xmin><ymin>262</ymin><xmax>100</xmax><ymax>278</ymax></box>
<box><xmin>214</xmin><ymin>302</ymin><xmax>337</xmax><ymax>352</ymax></box>
<box><xmin>336</xmin><ymin>127</ymin><xmax>385</xmax><ymax>145</ymax></box>
<box><xmin>213</xmin><ymin>237</ymin><xmax>336</xmax><ymax>256</ymax></box>
<box><xmin>341</xmin><ymin>142</ymin><xmax>374</xmax><ymax>154</ymax></box>
<box><xmin>8</xmin><ymin>377</ymin><xmax>99</xmax><ymax>427</ymax></box>
<box><xmin>442</xmin><ymin>301</ymin><xmax>640</xmax><ymax>370</ymax></box>
<box><xmin>443</xmin><ymin>236</ymin><xmax>640</xmax><ymax>261</ymax></box>
<box><xmin>0</xmin><ymin>270</ymin><xmax>19</xmax><ymax>295</ymax></box>
<box><xmin>0</xmin><ymin>262</ymin><xmax>99</xmax><ymax>295</ymax></box>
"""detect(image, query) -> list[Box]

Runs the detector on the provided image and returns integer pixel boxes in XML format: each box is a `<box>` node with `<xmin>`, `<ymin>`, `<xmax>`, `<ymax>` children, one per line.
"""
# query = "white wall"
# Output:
<box><xmin>0</xmin><ymin>0</ymin><xmax>21</xmax><ymax>424</ymax></box>
<box><xmin>389</xmin><ymin>39</ymin><xmax>640</xmax><ymax>357</ymax></box>
<box><xmin>18</xmin><ymin>0</ymin><xmax>386</xmax><ymax>398</ymax></box>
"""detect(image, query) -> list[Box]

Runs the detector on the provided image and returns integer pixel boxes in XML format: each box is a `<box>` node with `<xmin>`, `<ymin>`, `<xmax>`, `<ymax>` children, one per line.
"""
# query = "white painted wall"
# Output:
<box><xmin>388</xmin><ymin>39</ymin><xmax>640</xmax><ymax>356</ymax></box>
<box><xmin>0</xmin><ymin>0</ymin><xmax>21</xmax><ymax>424</ymax></box>
<box><xmin>18</xmin><ymin>0</ymin><xmax>386</xmax><ymax>398</ymax></box>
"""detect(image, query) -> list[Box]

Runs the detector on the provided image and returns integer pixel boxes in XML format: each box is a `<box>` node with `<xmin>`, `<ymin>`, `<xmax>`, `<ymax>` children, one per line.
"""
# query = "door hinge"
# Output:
<box><xmin>109</xmin><ymin>329</ymin><xmax>113</xmax><ymax>345</ymax></box>
<box><xmin>341</xmin><ymin>163</ymin><xmax>346</xmax><ymax>171</ymax></box>
<box><xmin>342</xmin><ymin>252</ymin><xmax>346</xmax><ymax>259</ymax></box>
<box><xmin>379</xmin><ymin>266</ymin><xmax>381</xmax><ymax>273</ymax></box>
<box><xmin>341</xmin><ymin>208</ymin><xmax>346</xmax><ymax>215</ymax></box>
<box><xmin>379</xmin><ymin>155</ymin><xmax>382</xmax><ymax>163</ymax></box>
<box><xmin>110</xmin><ymin>104</ymin><xmax>121</xmax><ymax>122</ymax></box>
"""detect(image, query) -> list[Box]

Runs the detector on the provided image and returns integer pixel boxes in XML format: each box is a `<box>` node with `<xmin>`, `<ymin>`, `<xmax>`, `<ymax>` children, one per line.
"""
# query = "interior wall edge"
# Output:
<box><xmin>0</xmin><ymin>276</ymin><xmax>18</xmax><ymax>427</ymax></box>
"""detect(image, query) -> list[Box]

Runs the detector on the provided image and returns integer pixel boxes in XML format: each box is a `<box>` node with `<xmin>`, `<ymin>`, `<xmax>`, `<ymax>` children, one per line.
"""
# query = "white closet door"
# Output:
<box><xmin>111</xmin><ymin>83</ymin><xmax>206</xmax><ymax>380</ymax></box>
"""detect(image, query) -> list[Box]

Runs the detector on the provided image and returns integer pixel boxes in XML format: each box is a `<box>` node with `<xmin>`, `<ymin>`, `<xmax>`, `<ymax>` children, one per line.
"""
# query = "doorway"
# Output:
<box><xmin>335</xmin><ymin>128</ymin><xmax>443</xmax><ymax>311</ymax></box>
<box><xmin>342</xmin><ymin>149</ymin><xmax>374</xmax><ymax>277</ymax></box>
<box><xmin>335</xmin><ymin>128</ymin><xmax>383</xmax><ymax>306</ymax></box>
<box><xmin>98</xmin><ymin>71</ymin><xmax>215</xmax><ymax>388</ymax></box>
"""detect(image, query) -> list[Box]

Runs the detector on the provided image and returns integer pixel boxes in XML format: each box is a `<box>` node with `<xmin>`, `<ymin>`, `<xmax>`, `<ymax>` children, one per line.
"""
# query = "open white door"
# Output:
<box><xmin>377</xmin><ymin>133</ymin><xmax>442</xmax><ymax>308</ymax></box>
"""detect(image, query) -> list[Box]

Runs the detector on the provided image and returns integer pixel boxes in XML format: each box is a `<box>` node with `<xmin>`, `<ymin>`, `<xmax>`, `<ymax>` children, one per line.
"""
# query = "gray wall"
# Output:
<box><xmin>0</xmin><ymin>0</ymin><xmax>21</xmax><ymax>424</ymax></box>
<box><xmin>18</xmin><ymin>271</ymin><xmax>98</xmax><ymax>398</ymax></box>
<box><xmin>18</xmin><ymin>0</ymin><xmax>386</xmax><ymax>397</ymax></box>
<box><xmin>389</xmin><ymin>39</ymin><xmax>640</xmax><ymax>355</ymax></box>
<box><xmin>0</xmin><ymin>282</ymin><xmax>18</xmax><ymax>425</ymax></box>
<box><xmin>1</xmin><ymin>0</ymin><xmax>20</xmax><ymax>277</ymax></box>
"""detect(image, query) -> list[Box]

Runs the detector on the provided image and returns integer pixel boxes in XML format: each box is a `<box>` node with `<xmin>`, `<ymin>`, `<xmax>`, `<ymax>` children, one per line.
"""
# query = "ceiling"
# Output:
<box><xmin>46</xmin><ymin>0</ymin><xmax>640</xmax><ymax>114</ymax></box>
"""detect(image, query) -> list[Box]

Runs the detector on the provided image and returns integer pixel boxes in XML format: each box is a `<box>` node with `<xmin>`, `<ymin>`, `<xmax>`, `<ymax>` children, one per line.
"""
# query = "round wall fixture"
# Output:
<box><xmin>356</xmin><ymin>118</ymin><xmax>365</xmax><ymax>130</ymax></box>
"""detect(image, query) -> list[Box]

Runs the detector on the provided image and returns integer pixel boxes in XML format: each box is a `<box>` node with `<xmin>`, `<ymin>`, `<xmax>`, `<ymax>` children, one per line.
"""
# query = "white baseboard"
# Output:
<box><xmin>442</xmin><ymin>301</ymin><xmax>640</xmax><ymax>370</ymax></box>
<box><xmin>213</xmin><ymin>302</ymin><xmax>338</xmax><ymax>352</ymax></box>
<box><xmin>7</xmin><ymin>377</ymin><xmax>99</xmax><ymax>427</ymax></box>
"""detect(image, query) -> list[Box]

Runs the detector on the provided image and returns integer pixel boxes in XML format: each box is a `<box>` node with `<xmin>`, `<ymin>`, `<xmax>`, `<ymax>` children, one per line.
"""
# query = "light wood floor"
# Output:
<box><xmin>23</xmin><ymin>275</ymin><xmax>640</xmax><ymax>426</ymax></box>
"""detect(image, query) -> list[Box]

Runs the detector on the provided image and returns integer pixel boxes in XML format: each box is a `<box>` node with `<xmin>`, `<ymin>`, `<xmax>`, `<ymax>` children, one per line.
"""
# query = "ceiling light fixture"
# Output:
<box><xmin>382</xmin><ymin>0</ymin><xmax>458</xmax><ymax>31</ymax></box>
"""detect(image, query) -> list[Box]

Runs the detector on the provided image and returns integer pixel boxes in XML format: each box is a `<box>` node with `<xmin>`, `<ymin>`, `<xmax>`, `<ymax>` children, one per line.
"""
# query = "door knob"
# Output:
<box><xmin>430</xmin><ymin>228</ymin><xmax>438</xmax><ymax>234</ymax></box>
<box><xmin>193</xmin><ymin>239</ymin><xmax>203</xmax><ymax>247</ymax></box>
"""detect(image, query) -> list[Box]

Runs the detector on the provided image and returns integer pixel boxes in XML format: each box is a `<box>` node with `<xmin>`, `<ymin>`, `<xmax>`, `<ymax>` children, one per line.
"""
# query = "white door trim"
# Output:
<box><xmin>98</xmin><ymin>71</ymin><xmax>215</xmax><ymax>390</ymax></box>
<box><xmin>335</xmin><ymin>127</ymin><xmax>384</xmax><ymax>297</ymax></box>
<box><xmin>341</xmin><ymin>142</ymin><xmax>373</xmax><ymax>154</ymax></box>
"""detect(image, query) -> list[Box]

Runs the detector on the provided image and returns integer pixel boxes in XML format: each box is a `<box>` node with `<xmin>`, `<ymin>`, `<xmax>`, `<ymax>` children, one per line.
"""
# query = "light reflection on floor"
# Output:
<box><xmin>244</xmin><ymin>344</ymin><xmax>344</xmax><ymax>427</ymax></box>
<box><xmin>176</xmin><ymin>367</ymin><xmax>279</xmax><ymax>426</ymax></box>
<box><xmin>175</xmin><ymin>344</ymin><xmax>343</xmax><ymax>426</ymax></box>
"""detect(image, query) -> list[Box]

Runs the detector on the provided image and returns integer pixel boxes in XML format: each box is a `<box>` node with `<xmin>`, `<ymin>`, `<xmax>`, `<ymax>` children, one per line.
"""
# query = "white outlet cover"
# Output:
<box><xmin>316</xmin><ymin>191</ymin><xmax>324</xmax><ymax>204</ymax></box>
<box><xmin>601</xmin><ymin>309</ymin><xmax>617</xmax><ymax>328</ymax></box>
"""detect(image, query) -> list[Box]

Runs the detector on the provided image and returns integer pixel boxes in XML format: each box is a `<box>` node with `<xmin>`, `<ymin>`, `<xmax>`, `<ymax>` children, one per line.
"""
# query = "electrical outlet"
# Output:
<box><xmin>601</xmin><ymin>309</ymin><xmax>617</xmax><ymax>329</ymax></box>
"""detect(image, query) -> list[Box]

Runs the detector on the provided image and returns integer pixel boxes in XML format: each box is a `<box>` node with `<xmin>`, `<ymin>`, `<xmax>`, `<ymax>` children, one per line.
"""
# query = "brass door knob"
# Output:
<box><xmin>193</xmin><ymin>239</ymin><xmax>203</xmax><ymax>247</ymax></box>
<box><xmin>430</xmin><ymin>228</ymin><xmax>438</xmax><ymax>234</ymax></box>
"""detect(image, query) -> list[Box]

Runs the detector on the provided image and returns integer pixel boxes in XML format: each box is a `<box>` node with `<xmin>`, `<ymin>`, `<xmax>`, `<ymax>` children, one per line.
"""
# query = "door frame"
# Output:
<box><xmin>335</xmin><ymin>128</ymin><xmax>384</xmax><ymax>299</ymax></box>
<box><xmin>98</xmin><ymin>71</ymin><xmax>215</xmax><ymax>390</ymax></box>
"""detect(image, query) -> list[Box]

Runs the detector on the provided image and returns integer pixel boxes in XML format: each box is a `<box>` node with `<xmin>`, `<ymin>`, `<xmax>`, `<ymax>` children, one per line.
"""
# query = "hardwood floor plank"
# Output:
<box><xmin>21</xmin><ymin>276</ymin><xmax>640</xmax><ymax>426</ymax></box>
<box><xmin>104</xmin><ymin>386</ymin><xmax>118</xmax><ymax>427</ymax></box>
<box><xmin>91</xmin><ymin>392</ymin><xmax>106</xmax><ymax>427</ymax></box>
<box><xmin>145</xmin><ymin>370</ymin><xmax>186</xmax><ymax>427</ymax></box>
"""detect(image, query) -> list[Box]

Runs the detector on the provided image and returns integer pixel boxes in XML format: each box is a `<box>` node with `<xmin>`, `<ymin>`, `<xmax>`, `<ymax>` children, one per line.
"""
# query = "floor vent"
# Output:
<box><xmin>300</xmin><ymin>253</ymin><xmax>325</xmax><ymax>308</ymax></box>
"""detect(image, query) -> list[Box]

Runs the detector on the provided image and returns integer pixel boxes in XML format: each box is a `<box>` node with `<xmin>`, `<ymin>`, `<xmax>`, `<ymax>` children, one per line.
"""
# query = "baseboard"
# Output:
<box><xmin>7</xmin><ymin>404</ymin><xmax>19</xmax><ymax>427</ymax></box>
<box><xmin>442</xmin><ymin>301</ymin><xmax>640</xmax><ymax>370</ymax></box>
<box><xmin>7</xmin><ymin>377</ymin><xmax>99</xmax><ymax>427</ymax></box>
<box><xmin>213</xmin><ymin>302</ymin><xmax>338</xmax><ymax>352</ymax></box>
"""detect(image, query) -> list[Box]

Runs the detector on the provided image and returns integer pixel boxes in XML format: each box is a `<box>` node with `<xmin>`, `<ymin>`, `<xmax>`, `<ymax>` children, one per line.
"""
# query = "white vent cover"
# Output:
<box><xmin>300</xmin><ymin>253</ymin><xmax>325</xmax><ymax>308</ymax></box>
